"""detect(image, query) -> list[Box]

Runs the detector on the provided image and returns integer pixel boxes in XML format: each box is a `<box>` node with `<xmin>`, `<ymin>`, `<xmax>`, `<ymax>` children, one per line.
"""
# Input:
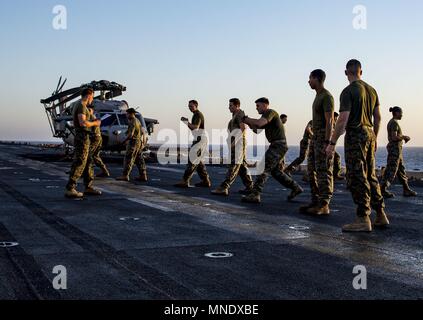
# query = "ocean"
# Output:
<box><xmin>209</xmin><ymin>145</ymin><xmax>423</xmax><ymax>172</ymax></box>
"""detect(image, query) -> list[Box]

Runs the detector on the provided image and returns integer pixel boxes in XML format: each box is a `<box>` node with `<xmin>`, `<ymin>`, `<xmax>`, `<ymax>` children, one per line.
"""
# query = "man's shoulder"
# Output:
<box><xmin>322</xmin><ymin>88</ymin><xmax>334</xmax><ymax>99</ymax></box>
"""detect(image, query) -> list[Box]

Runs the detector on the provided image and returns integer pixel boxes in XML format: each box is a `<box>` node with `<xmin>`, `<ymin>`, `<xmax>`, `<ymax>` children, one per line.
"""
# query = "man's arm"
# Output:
<box><xmin>373</xmin><ymin>105</ymin><xmax>382</xmax><ymax>138</ymax></box>
<box><xmin>324</xmin><ymin>111</ymin><xmax>334</xmax><ymax>142</ymax></box>
<box><xmin>78</xmin><ymin>114</ymin><xmax>100</xmax><ymax>128</ymax></box>
<box><xmin>330</xmin><ymin>111</ymin><xmax>349</xmax><ymax>144</ymax></box>
<box><xmin>243</xmin><ymin>117</ymin><xmax>269</xmax><ymax>130</ymax></box>
<box><xmin>326</xmin><ymin>111</ymin><xmax>349</xmax><ymax>157</ymax></box>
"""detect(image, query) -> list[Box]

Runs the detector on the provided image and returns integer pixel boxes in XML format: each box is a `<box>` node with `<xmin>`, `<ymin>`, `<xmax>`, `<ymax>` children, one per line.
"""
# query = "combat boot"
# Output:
<box><xmin>116</xmin><ymin>176</ymin><xmax>130</xmax><ymax>182</ymax></box>
<box><xmin>65</xmin><ymin>189</ymin><xmax>84</xmax><ymax>199</ymax></box>
<box><xmin>342</xmin><ymin>216</ymin><xmax>372</xmax><ymax>233</ymax></box>
<box><xmin>307</xmin><ymin>203</ymin><xmax>330</xmax><ymax>216</ymax></box>
<box><xmin>381</xmin><ymin>184</ymin><xmax>395</xmax><ymax>199</ymax></box>
<box><xmin>174</xmin><ymin>180</ymin><xmax>192</xmax><ymax>188</ymax></box>
<box><xmin>96</xmin><ymin>169</ymin><xmax>110</xmax><ymax>178</ymax></box>
<box><xmin>373</xmin><ymin>208</ymin><xmax>390</xmax><ymax>228</ymax></box>
<box><xmin>211</xmin><ymin>186</ymin><xmax>229</xmax><ymax>196</ymax></box>
<box><xmin>299</xmin><ymin>201</ymin><xmax>318</xmax><ymax>214</ymax></box>
<box><xmin>195</xmin><ymin>179</ymin><xmax>212</xmax><ymax>188</ymax></box>
<box><xmin>242</xmin><ymin>192</ymin><xmax>261</xmax><ymax>204</ymax></box>
<box><xmin>403</xmin><ymin>188</ymin><xmax>417</xmax><ymax>197</ymax></box>
<box><xmin>135</xmin><ymin>171</ymin><xmax>148</xmax><ymax>182</ymax></box>
<box><xmin>238</xmin><ymin>187</ymin><xmax>254</xmax><ymax>195</ymax></box>
<box><xmin>84</xmin><ymin>187</ymin><xmax>102</xmax><ymax>196</ymax></box>
<box><xmin>288</xmin><ymin>185</ymin><xmax>304</xmax><ymax>201</ymax></box>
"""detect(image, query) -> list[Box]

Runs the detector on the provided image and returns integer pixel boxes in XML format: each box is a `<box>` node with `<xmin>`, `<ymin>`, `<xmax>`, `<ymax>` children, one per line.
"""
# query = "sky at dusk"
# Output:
<box><xmin>0</xmin><ymin>0</ymin><xmax>422</xmax><ymax>146</ymax></box>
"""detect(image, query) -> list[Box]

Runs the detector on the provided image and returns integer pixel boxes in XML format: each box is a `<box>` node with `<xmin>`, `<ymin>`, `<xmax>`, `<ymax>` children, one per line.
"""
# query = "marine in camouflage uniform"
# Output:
<box><xmin>242</xmin><ymin>98</ymin><xmax>303</xmax><ymax>203</ymax></box>
<box><xmin>175</xmin><ymin>101</ymin><xmax>211</xmax><ymax>188</ymax></box>
<box><xmin>116</xmin><ymin>108</ymin><xmax>148</xmax><ymax>182</ymax></box>
<box><xmin>212</xmin><ymin>99</ymin><xmax>253</xmax><ymax>196</ymax></box>
<box><xmin>327</xmin><ymin>60</ymin><xmax>389</xmax><ymax>232</ymax></box>
<box><xmin>88</xmin><ymin>107</ymin><xmax>110</xmax><ymax>178</ymax></box>
<box><xmin>65</xmin><ymin>88</ymin><xmax>102</xmax><ymax>198</ymax></box>
<box><xmin>381</xmin><ymin>108</ymin><xmax>417</xmax><ymax>198</ymax></box>
<box><xmin>303</xmin><ymin>76</ymin><xmax>335</xmax><ymax>216</ymax></box>
<box><xmin>285</xmin><ymin>120</ymin><xmax>313</xmax><ymax>174</ymax></box>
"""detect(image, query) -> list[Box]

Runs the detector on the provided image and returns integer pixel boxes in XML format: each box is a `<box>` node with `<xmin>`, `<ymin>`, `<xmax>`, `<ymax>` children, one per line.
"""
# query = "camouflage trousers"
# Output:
<box><xmin>252</xmin><ymin>141</ymin><xmax>300</xmax><ymax>194</ymax></box>
<box><xmin>220</xmin><ymin>150</ymin><xmax>253</xmax><ymax>190</ymax></box>
<box><xmin>183</xmin><ymin>141</ymin><xmax>210</xmax><ymax>182</ymax></box>
<box><xmin>66</xmin><ymin>130</ymin><xmax>94</xmax><ymax>190</ymax></box>
<box><xmin>286</xmin><ymin>138</ymin><xmax>310</xmax><ymax>172</ymax></box>
<box><xmin>123</xmin><ymin>141</ymin><xmax>146</xmax><ymax>177</ymax></box>
<box><xmin>307</xmin><ymin>135</ymin><xmax>334</xmax><ymax>206</ymax></box>
<box><xmin>345</xmin><ymin>127</ymin><xmax>385</xmax><ymax>217</ymax></box>
<box><xmin>381</xmin><ymin>143</ymin><xmax>408</xmax><ymax>187</ymax></box>
<box><xmin>90</xmin><ymin>134</ymin><xmax>108</xmax><ymax>173</ymax></box>
<box><xmin>334</xmin><ymin>151</ymin><xmax>342</xmax><ymax>177</ymax></box>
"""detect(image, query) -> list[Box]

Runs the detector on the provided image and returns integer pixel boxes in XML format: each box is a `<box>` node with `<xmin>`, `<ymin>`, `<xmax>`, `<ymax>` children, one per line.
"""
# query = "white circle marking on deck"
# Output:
<box><xmin>204</xmin><ymin>252</ymin><xmax>233</xmax><ymax>259</ymax></box>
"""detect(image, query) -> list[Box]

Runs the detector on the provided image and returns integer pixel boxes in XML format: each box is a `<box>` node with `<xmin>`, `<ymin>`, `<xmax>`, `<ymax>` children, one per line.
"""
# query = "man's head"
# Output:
<box><xmin>389</xmin><ymin>106</ymin><xmax>403</xmax><ymax>120</ymax></box>
<box><xmin>345</xmin><ymin>59</ymin><xmax>363</xmax><ymax>81</ymax></box>
<box><xmin>229</xmin><ymin>98</ymin><xmax>241</xmax><ymax>114</ymax></box>
<box><xmin>188</xmin><ymin>100</ymin><xmax>199</xmax><ymax>113</ymax></box>
<box><xmin>126</xmin><ymin>108</ymin><xmax>137</xmax><ymax>120</ymax></box>
<box><xmin>334</xmin><ymin>112</ymin><xmax>339</xmax><ymax>121</ymax></box>
<box><xmin>81</xmin><ymin>88</ymin><xmax>94</xmax><ymax>105</ymax></box>
<box><xmin>280</xmin><ymin>114</ymin><xmax>288</xmax><ymax>124</ymax></box>
<box><xmin>308</xmin><ymin>69</ymin><xmax>326</xmax><ymax>90</ymax></box>
<box><xmin>255</xmin><ymin>97</ymin><xmax>270</xmax><ymax>115</ymax></box>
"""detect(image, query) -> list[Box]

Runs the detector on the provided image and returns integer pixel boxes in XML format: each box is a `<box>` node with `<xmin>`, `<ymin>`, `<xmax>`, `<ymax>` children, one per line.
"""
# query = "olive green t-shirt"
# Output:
<box><xmin>303</xmin><ymin>120</ymin><xmax>313</xmax><ymax>140</ymax></box>
<box><xmin>127</xmin><ymin>117</ymin><xmax>142</xmax><ymax>141</ymax></box>
<box><xmin>72</xmin><ymin>102</ymin><xmax>91</xmax><ymax>133</ymax></box>
<box><xmin>89</xmin><ymin>112</ymin><xmax>101</xmax><ymax>136</ymax></box>
<box><xmin>261</xmin><ymin>109</ymin><xmax>286</xmax><ymax>143</ymax></box>
<box><xmin>312</xmin><ymin>89</ymin><xmax>334</xmax><ymax>132</ymax></box>
<box><xmin>228</xmin><ymin>109</ymin><xmax>246</xmax><ymax>149</ymax></box>
<box><xmin>192</xmin><ymin>110</ymin><xmax>205</xmax><ymax>130</ymax></box>
<box><xmin>387</xmin><ymin>119</ymin><xmax>402</xmax><ymax>144</ymax></box>
<box><xmin>340</xmin><ymin>80</ymin><xmax>379</xmax><ymax>129</ymax></box>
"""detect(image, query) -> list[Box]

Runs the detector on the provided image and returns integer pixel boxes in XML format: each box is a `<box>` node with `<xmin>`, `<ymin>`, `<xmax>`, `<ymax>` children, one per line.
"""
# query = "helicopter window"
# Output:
<box><xmin>118</xmin><ymin>115</ymin><xmax>129</xmax><ymax>126</ymax></box>
<box><xmin>100</xmin><ymin>114</ymin><xmax>118</xmax><ymax>127</ymax></box>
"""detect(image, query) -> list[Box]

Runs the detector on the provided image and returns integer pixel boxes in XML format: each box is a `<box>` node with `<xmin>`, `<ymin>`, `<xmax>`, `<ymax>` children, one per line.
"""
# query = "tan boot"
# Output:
<box><xmin>288</xmin><ymin>186</ymin><xmax>304</xmax><ymax>201</ymax></box>
<box><xmin>84</xmin><ymin>187</ymin><xmax>102</xmax><ymax>196</ymax></box>
<box><xmin>195</xmin><ymin>180</ymin><xmax>212</xmax><ymax>188</ymax></box>
<box><xmin>242</xmin><ymin>192</ymin><xmax>261</xmax><ymax>204</ymax></box>
<box><xmin>136</xmin><ymin>171</ymin><xmax>148</xmax><ymax>182</ymax></box>
<box><xmin>116</xmin><ymin>176</ymin><xmax>130</xmax><ymax>182</ymax></box>
<box><xmin>65</xmin><ymin>188</ymin><xmax>84</xmax><ymax>199</ymax></box>
<box><xmin>307</xmin><ymin>204</ymin><xmax>330</xmax><ymax>216</ymax></box>
<box><xmin>174</xmin><ymin>180</ymin><xmax>192</xmax><ymax>188</ymax></box>
<box><xmin>96</xmin><ymin>169</ymin><xmax>110</xmax><ymax>178</ymax></box>
<box><xmin>373</xmin><ymin>208</ymin><xmax>390</xmax><ymax>228</ymax></box>
<box><xmin>299</xmin><ymin>201</ymin><xmax>318</xmax><ymax>214</ymax></box>
<box><xmin>342</xmin><ymin>216</ymin><xmax>372</xmax><ymax>233</ymax></box>
<box><xmin>381</xmin><ymin>184</ymin><xmax>395</xmax><ymax>199</ymax></box>
<box><xmin>403</xmin><ymin>188</ymin><xmax>417</xmax><ymax>197</ymax></box>
<box><xmin>238</xmin><ymin>187</ymin><xmax>253</xmax><ymax>195</ymax></box>
<box><xmin>211</xmin><ymin>186</ymin><xmax>229</xmax><ymax>196</ymax></box>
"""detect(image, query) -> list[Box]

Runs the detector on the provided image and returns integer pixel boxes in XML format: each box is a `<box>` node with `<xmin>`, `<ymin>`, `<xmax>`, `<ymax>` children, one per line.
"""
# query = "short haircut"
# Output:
<box><xmin>189</xmin><ymin>100</ymin><xmax>199</xmax><ymax>107</ymax></box>
<box><xmin>280</xmin><ymin>114</ymin><xmax>287</xmax><ymax>119</ymax></box>
<box><xmin>255</xmin><ymin>97</ymin><xmax>269</xmax><ymax>105</ymax></box>
<box><xmin>389</xmin><ymin>106</ymin><xmax>402</xmax><ymax>114</ymax></box>
<box><xmin>346</xmin><ymin>59</ymin><xmax>362</xmax><ymax>75</ymax></box>
<box><xmin>310</xmin><ymin>69</ymin><xmax>326</xmax><ymax>83</ymax></box>
<box><xmin>81</xmin><ymin>88</ymin><xmax>94</xmax><ymax>97</ymax></box>
<box><xmin>229</xmin><ymin>98</ymin><xmax>241</xmax><ymax>107</ymax></box>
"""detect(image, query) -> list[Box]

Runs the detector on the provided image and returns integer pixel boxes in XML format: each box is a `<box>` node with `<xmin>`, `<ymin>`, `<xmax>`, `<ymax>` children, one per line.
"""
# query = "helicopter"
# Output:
<box><xmin>40</xmin><ymin>78</ymin><xmax>159</xmax><ymax>152</ymax></box>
